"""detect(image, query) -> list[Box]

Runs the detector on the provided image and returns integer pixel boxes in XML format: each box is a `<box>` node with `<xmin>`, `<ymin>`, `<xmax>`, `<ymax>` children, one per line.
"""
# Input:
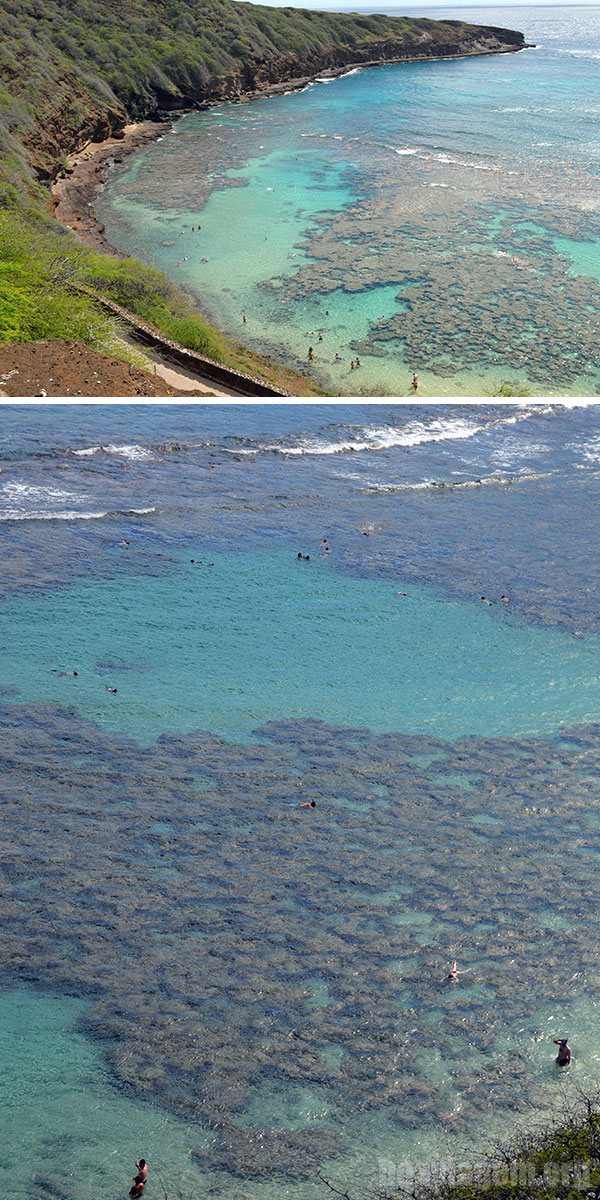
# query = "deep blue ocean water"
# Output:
<box><xmin>95</xmin><ymin>7</ymin><xmax>600</xmax><ymax>396</ymax></box>
<box><xmin>1</xmin><ymin>401</ymin><xmax>600</xmax><ymax>1200</ymax></box>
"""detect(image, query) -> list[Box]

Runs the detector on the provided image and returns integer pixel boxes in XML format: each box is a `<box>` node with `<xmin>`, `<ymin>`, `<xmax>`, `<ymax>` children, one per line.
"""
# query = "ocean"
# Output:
<box><xmin>0</xmin><ymin>401</ymin><xmax>600</xmax><ymax>1200</ymax></box>
<box><xmin>94</xmin><ymin>6</ymin><xmax>600</xmax><ymax>397</ymax></box>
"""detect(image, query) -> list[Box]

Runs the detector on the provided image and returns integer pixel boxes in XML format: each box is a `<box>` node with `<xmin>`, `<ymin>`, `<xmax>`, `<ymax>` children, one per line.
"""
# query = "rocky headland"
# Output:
<box><xmin>0</xmin><ymin>0</ymin><xmax>530</xmax><ymax>395</ymax></box>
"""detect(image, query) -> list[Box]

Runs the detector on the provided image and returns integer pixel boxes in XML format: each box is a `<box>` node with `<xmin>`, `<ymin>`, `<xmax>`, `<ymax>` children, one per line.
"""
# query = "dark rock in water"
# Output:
<box><xmin>194</xmin><ymin>1124</ymin><xmax>345</xmax><ymax>1179</ymax></box>
<box><xmin>1</xmin><ymin>701</ymin><xmax>600</xmax><ymax>1176</ymax></box>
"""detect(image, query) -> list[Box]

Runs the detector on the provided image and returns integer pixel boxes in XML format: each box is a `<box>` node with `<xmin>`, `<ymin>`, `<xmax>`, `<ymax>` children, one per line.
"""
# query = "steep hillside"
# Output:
<box><xmin>0</xmin><ymin>0</ymin><xmax>526</xmax><ymax>186</ymax></box>
<box><xmin>0</xmin><ymin>0</ymin><xmax>527</xmax><ymax>393</ymax></box>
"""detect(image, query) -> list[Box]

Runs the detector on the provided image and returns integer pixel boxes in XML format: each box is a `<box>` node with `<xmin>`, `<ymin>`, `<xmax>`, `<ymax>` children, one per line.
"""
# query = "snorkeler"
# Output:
<box><xmin>553</xmin><ymin>1039</ymin><xmax>571</xmax><ymax>1066</ymax></box>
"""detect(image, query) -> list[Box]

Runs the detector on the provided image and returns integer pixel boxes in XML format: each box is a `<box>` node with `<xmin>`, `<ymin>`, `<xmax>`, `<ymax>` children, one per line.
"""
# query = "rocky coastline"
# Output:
<box><xmin>51</xmin><ymin>32</ymin><xmax>531</xmax><ymax>258</ymax></box>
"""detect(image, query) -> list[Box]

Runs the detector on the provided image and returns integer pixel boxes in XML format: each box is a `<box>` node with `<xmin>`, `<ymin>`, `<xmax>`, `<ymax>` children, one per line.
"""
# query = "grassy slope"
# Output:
<box><xmin>398</xmin><ymin>1100</ymin><xmax>600</xmax><ymax>1200</ymax></box>
<box><xmin>0</xmin><ymin>0</ymin><xmax>520</xmax><ymax>387</ymax></box>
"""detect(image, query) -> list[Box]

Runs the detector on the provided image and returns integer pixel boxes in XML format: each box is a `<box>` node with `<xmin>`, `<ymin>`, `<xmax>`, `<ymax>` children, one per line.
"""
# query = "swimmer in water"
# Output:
<box><xmin>105</xmin><ymin>686</ymin><xmax>117</xmax><ymax>694</ymax></box>
<box><xmin>135</xmin><ymin>1161</ymin><xmax>148</xmax><ymax>1183</ymax></box>
<box><xmin>553</xmin><ymin>1038</ymin><xmax>571</xmax><ymax>1066</ymax></box>
<box><xmin>52</xmin><ymin>670</ymin><xmax>78</xmax><ymax>677</ymax></box>
<box><xmin>308</xmin><ymin>346</ymin><xmax>314</xmax><ymax>362</ymax></box>
<box><xmin>297</xmin><ymin>800</ymin><xmax>316</xmax><ymax>809</ymax></box>
<box><xmin>448</xmin><ymin>960</ymin><xmax>460</xmax><ymax>982</ymax></box>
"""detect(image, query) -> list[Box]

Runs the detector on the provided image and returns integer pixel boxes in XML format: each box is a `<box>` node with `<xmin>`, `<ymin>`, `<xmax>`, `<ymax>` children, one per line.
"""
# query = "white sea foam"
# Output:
<box><xmin>567</xmin><ymin>435</ymin><xmax>600</xmax><ymax>464</ymax></box>
<box><xmin>255</xmin><ymin>417</ymin><xmax>490</xmax><ymax>457</ymax></box>
<box><xmin>359</xmin><ymin>470</ymin><xmax>553</xmax><ymax>494</ymax></box>
<box><xmin>71</xmin><ymin>443</ymin><xmax>153</xmax><ymax>461</ymax></box>
<box><xmin>0</xmin><ymin>505</ymin><xmax>156</xmax><ymax>522</ymax></box>
<box><xmin>1</xmin><ymin>482</ymin><xmax>82</xmax><ymax>501</ymax></box>
<box><xmin>247</xmin><ymin>408</ymin><xmax>552</xmax><ymax>460</ymax></box>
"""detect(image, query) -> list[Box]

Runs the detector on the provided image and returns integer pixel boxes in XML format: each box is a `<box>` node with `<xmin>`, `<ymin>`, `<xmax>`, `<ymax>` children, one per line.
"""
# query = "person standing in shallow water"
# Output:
<box><xmin>554</xmin><ymin>1038</ymin><xmax>571</xmax><ymax>1066</ymax></box>
<box><xmin>411</xmin><ymin>372</ymin><xmax>419</xmax><ymax>392</ymax></box>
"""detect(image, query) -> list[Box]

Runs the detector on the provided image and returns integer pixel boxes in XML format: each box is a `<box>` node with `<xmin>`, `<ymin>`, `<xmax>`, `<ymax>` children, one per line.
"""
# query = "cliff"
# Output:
<box><xmin>0</xmin><ymin>0</ymin><xmax>528</xmax><ymax>188</ymax></box>
<box><xmin>0</xmin><ymin>0</ymin><xmax>528</xmax><ymax>395</ymax></box>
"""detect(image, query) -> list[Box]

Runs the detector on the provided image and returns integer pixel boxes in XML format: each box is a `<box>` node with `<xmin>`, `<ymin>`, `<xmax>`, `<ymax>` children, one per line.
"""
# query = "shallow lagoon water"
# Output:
<box><xmin>1</xmin><ymin>550</ymin><xmax>599</xmax><ymax>743</ymax></box>
<box><xmin>1</xmin><ymin>404</ymin><xmax>600</xmax><ymax>1199</ymax></box>
<box><xmin>96</xmin><ymin>7</ymin><xmax>600</xmax><ymax>396</ymax></box>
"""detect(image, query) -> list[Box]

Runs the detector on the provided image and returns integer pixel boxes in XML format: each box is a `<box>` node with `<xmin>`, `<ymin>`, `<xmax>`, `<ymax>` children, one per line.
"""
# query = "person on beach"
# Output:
<box><xmin>554</xmin><ymin>1039</ymin><xmax>571</xmax><ymax>1066</ymax></box>
<box><xmin>412</xmin><ymin>373</ymin><xmax>419</xmax><ymax>392</ymax></box>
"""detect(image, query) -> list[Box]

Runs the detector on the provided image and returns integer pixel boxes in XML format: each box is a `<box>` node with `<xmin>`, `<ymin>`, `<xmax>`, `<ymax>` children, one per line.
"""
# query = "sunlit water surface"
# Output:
<box><xmin>96</xmin><ymin>7</ymin><xmax>600</xmax><ymax>396</ymax></box>
<box><xmin>1</xmin><ymin>403</ymin><xmax>600</xmax><ymax>1200</ymax></box>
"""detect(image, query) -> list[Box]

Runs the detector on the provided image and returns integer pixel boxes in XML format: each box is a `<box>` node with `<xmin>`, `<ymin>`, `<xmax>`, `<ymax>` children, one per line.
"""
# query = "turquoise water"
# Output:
<box><xmin>1</xmin><ymin>551</ymin><xmax>598</xmax><ymax>742</ymax></box>
<box><xmin>2</xmin><ymin>405</ymin><xmax>600</xmax><ymax>1200</ymax></box>
<box><xmin>0</xmin><ymin>989</ymin><xmax>206</xmax><ymax>1200</ymax></box>
<box><xmin>96</xmin><ymin>7</ymin><xmax>600</xmax><ymax>396</ymax></box>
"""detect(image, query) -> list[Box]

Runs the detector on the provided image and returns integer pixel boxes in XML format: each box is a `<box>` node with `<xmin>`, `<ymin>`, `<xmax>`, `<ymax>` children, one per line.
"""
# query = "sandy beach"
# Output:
<box><xmin>51</xmin><ymin>120</ymin><xmax>168</xmax><ymax>254</ymax></box>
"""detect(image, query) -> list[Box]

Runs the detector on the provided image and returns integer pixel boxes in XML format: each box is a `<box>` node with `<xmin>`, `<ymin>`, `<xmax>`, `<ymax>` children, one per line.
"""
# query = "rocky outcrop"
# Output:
<box><xmin>38</xmin><ymin>26</ymin><xmax>527</xmax><ymax>179</ymax></box>
<box><xmin>192</xmin><ymin>30</ymin><xmax>528</xmax><ymax>105</ymax></box>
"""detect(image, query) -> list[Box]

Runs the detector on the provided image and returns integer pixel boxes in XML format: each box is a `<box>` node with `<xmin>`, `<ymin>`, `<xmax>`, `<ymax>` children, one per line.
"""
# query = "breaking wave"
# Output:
<box><xmin>359</xmin><ymin>470</ymin><xmax>553</xmax><ymax>494</ymax></box>
<box><xmin>225</xmin><ymin>409</ymin><xmax>549</xmax><ymax>458</ymax></box>
<box><xmin>70</xmin><ymin>443</ymin><xmax>154</xmax><ymax>461</ymax></box>
<box><xmin>0</xmin><ymin>505</ymin><xmax>156</xmax><ymax>522</ymax></box>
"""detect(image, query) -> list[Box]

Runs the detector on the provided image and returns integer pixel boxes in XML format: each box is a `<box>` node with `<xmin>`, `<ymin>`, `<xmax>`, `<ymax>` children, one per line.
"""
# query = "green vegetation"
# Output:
<box><xmin>0</xmin><ymin>207</ymin><xmax>229</xmax><ymax>358</ymax></box>
<box><xmin>0</xmin><ymin>204</ymin><xmax>317</xmax><ymax>389</ymax></box>
<box><xmin>392</xmin><ymin>1098</ymin><xmax>600</xmax><ymax>1200</ymax></box>
<box><xmin>0</xmin><ymin>0</ymin><xmax>522</xmax><ymax>384</ymax></box>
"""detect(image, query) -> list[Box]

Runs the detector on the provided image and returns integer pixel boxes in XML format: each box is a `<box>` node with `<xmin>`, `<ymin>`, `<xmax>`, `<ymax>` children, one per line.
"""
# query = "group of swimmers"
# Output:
<box><xmin>297</xmin><ymin>537</ymin><xmax>331</xmax><ymax>562</ymax></box>
<box><xmin>51</xmin><ymin>669</ymin><xmax>117</xmax><ymax>693</ymax></box>
<box><xmin>480</xmin><ymin>594</ymin><xmax>511</xmax><ymax>606</ymax></box>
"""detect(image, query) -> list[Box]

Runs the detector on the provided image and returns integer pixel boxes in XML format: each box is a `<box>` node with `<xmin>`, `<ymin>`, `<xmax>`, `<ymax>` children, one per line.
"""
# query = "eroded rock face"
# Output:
<box><xmin>1</xmin><ymin>704</ymin><xmax>599</xmax><ymax>1179</ymax></box>
<box><xmin>197</xmin><ymin>31</ymin><xmax>528</xmax><ymax>105</ymax></box>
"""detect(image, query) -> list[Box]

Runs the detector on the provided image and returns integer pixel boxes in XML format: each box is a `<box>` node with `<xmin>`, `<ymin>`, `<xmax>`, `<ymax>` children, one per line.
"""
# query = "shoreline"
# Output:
<box><xmin>51</xmin><ymin>120</ymin><xmax>169</xmax><ymax>255</ymax></box>
<box><xmin>50</xmin><ymin>41</ymin><xmax>531</xmax><ymax>258</ymax></box>
<box><xmin>49</xmin><ymin>40</ymin><xmax>532</xmax><ymax>397</ymax></box>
